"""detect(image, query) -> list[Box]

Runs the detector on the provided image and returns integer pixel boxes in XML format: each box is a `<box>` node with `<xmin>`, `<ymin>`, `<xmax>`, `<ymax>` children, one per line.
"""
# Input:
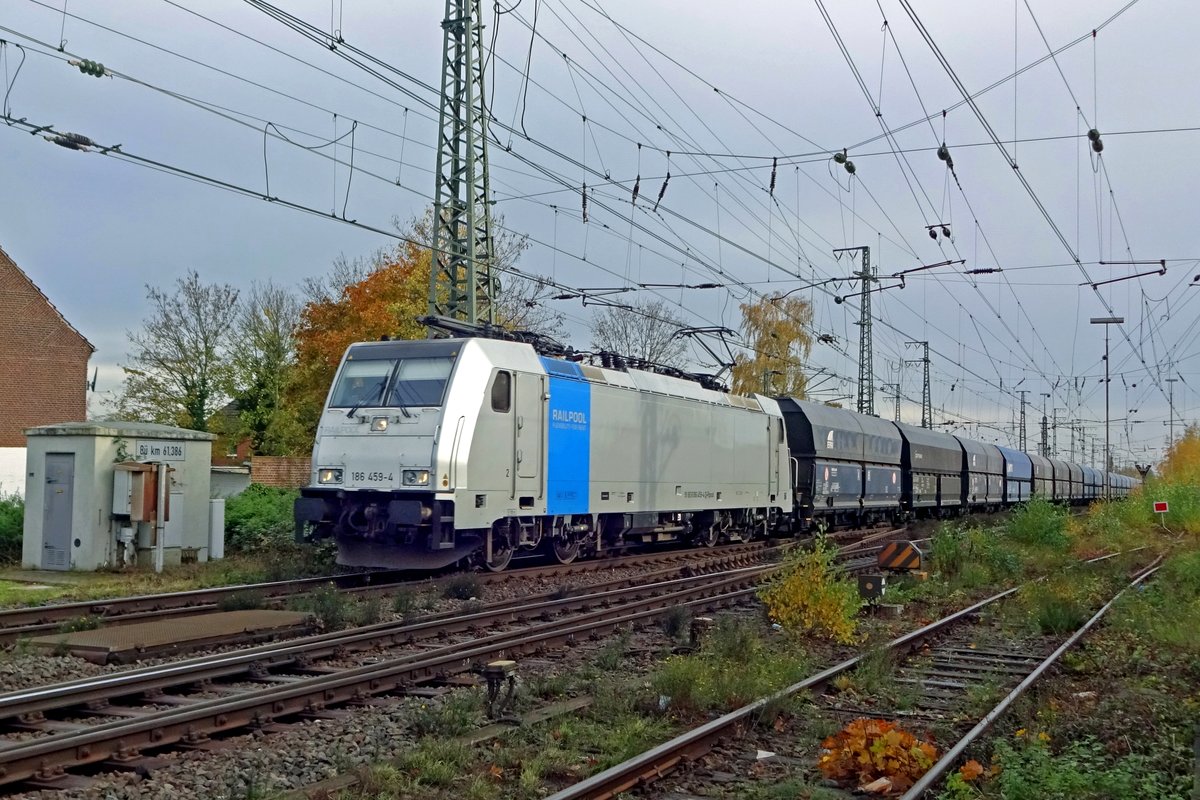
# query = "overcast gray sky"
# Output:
<box><xmin>1</xmin><ymin>0</ymin><xmax>1196</xmax><ymax>465</ymax></box>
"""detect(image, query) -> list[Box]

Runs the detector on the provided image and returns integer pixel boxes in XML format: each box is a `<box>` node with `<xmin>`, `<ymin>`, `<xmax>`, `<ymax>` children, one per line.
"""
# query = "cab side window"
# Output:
<box><xmin>491</xmin><ymin>371</ymin><xmax>512</xmax><ymax>412</ymax></box>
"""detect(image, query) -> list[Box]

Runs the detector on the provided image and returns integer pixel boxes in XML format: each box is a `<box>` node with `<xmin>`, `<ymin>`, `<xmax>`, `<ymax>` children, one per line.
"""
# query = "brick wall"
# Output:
<box><xmin>251</xmin><ymin>456</ymin><xmax>312</xmax><ymax>489</ymax></box>
<box><xmin>0</xmin><ymin>246</ymin><xmax>93</xmax><ymax>447</ymax></box>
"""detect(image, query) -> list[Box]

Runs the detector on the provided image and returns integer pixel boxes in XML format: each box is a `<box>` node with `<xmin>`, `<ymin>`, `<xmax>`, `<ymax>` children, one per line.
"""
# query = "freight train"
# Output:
<box><xmin>294</xmin><ymin>336</ymin><xmax>1137</xmax><ymax>571</ymax></box>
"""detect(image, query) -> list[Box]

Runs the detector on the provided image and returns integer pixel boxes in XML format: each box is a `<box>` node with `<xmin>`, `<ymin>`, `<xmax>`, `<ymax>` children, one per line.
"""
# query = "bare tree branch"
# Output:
<box><xmin>114</xmin><ymin>270</ymin><xmax>240</xmax><ymax>431</ymax></box>
<box><xmin>588</xmin><ymin>299</ymin><xmax>687</xmax><ymax>368</ymax></box>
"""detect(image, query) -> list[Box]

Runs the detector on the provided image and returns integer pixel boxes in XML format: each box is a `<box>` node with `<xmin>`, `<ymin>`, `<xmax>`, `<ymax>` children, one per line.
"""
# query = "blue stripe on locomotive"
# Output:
<box><xmin>541</xmin><ymin>358</ymin><xmax>591</xmax><ymax>516</ymax></box>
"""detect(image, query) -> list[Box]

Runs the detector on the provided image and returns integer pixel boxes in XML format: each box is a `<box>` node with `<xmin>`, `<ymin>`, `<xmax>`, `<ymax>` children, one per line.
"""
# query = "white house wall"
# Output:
<box><xmin>0</xmin><ymin>448</ymin><xmax>25</xmax><ymax>497</ymax></box>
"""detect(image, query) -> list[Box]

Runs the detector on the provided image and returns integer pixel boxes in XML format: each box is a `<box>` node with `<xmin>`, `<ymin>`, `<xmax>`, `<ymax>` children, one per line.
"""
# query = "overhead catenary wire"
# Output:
<box><xmin>894</xmin><ymin>0</ymin><xmax>1183</xmax><ymax>433</ymax></box>
<box><xmin>237</xmin><ymin>0</ymin><xmax>1182</xmax><ymax>435</ymax></box>
<box><xmin>8</xmin><ymin>0</ymin><xmax>1187</xmax><ymax>449</ymax></box>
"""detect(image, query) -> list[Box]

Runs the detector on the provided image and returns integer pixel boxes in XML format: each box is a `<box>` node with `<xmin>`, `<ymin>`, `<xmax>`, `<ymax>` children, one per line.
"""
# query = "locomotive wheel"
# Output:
<box><xmin>483</xmin><ymin>523</ymin><xmax>515</xmax><ymax>572</ymax></box>
<box><xmin>694</xmin><ymin>523</ymin><xmax>719</xmax><ymax>548</ymax></box>
<box><xmin>548</xmin><ymin>532</ymin><xmax>580</xmax><ymax>564</ymax></box>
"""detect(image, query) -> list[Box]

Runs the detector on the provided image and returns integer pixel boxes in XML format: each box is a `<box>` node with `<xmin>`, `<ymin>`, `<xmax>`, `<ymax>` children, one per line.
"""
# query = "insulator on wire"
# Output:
<box><xmin>941</xmin><ymin>225</ymin><xmax>951</xmax><ymax>238</ymax></box>
<box><xmin>632</xmin><ymin>142</ymin><xmax>642</xmax><ymax>206</ymax></box>
<box><xmin>843</xmin><ymin>160</ymin><xmax>856</xmax><ymax>175</ymax></box>
<box><xmin>833</xmin><ymin>150</ymin><xmax>847</xmax><ymax>164</ymax></box>
<box><xmin>70</xmin><ymin>59</ymin><xmax>106</xmax><ymax>78</ymax></box>
<box><xmin>928</xmin><ymin>228</ymin><xmax>938</xmax><ymax>240</ymax></box>
<box><xmin>769</xmin><ymin>157</ymin><xmax>777</xmax><ymax>196</ymax></box>
<box><xmin>652</xmin><ymin>172</ymin><xmax>670</xmax><ymax>213</ymax></box>
<box><xmin>1088</xmin><ymin>128</ymin><xmax>1104</xmax><ymax>153</ymax></box>
<box><xmin>581</xmin><ymin>182</ymin><xmax>588</xmax><ymax>222</ymax></box>
<box><xmin>45</xmin><ymin>132</ymin><xmax>95</xmax><ymax>151</ymax></box>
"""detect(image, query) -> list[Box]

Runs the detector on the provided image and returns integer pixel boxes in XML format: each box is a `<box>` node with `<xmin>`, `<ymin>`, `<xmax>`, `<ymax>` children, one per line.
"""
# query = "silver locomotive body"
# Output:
<box><xmin>295</xmin><ymin>337</ymin><xmax>791</xmax><ymax>570</ymax></box>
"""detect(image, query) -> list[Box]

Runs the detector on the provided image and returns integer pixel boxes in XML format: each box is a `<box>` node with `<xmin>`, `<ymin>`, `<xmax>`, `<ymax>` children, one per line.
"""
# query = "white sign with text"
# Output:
<box><xmin>133</xmin><ymin>440</ymin><xmax>186</xmax><ymax>462</ymax></box>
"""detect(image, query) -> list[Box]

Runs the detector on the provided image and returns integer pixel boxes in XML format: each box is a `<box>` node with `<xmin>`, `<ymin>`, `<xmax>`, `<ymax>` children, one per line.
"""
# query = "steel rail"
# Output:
<box><xmin>0</xmin><ymin>530</ymin><xmax>888</xmax><ymax>721</ymax></box>
<box><xmin>0</xmin><ymin>570</ymin><xmax>417</xmax><ymax>642</ymax></box>
<box><xmin>898</xmin><ymin>557</ymin><xmax>1163</xmax><ymax>799</ymax></box>
<box><xmin>0</xmin><ymin>569</ymin><xmax>768</xmax><ymax>785</ymax></box>
<box><xmin>0</xmin><ymin>541</ymin><xmax>771</xmax><ymax>643</ymax></box>
<box><xmin>543</xmin><ymin>586</ymin><xmax>1020</xmax><ymax>800</ymax></box>
<box><xmin>545</xmin><ymin>551</ymin><xmax>1152</xmax><ymax>800</ymax></box>
<box><xmin>0</xmin><ymin>553</ymin><xmax>771</xmax><ymax>723</ymax></box>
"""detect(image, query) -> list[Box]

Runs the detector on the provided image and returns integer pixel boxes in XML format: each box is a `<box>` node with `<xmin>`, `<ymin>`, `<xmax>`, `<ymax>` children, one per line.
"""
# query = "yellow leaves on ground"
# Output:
<box><xmin>817</xmin><ymin>718</ymin><xmax>939</xmax><ymax>792</ymax></box>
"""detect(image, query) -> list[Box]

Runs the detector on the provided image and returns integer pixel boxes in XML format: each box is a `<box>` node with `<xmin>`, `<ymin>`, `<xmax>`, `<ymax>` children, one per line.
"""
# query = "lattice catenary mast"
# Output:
<box><xmin>905</xmin><ymin>340</ymin><xmax>932</xmax><ymax>428</ymax></box>
<box><xmin>834</xmin><ymin>246</ymin><xmax>874</xmax><ymax>416</ymax></box>
<box><xmin>428</xmin><ymin>0</ymin><xmax>495</xmax><ymax>325</ymax></box>
<box><xmin>883</xmin><ymin>382</ymin><xmax>902</xmax><ymax>422</ymax></box>
<box><xmin>1017</xmin><ymin>390</ymin><xmax>1028</xmax><ymax>451</ymax></box>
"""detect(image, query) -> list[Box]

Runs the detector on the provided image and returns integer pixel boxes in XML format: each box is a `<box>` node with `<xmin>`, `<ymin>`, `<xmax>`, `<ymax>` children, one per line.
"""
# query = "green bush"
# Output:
<box><xmin>293</xmin><ymin>583</ymin><xmax>354</xmax><ymax>630</ymax></box>
<box><xmin>0</xmin><ymin>491</ymin><xmax>22</xmax><ymax>564</ymax></box>
<box><xmin>980</xmin><ymin>736</ymin><xmax>1187</xmax><ymax>799</ymax></box>
<box><xmin>1113</xmin><ymin>550</ymin><xmax>1200</xmax><ymax>654</ymax></box>
<box><xmin>223</xmin><ymin>484</ymin><xmax>299</xmax><ymax>552</ymax></box>
<box><xmin>1007</xmin><ymin>496</ymin><xmax>1070</xmax><ymax>549</ymax></box>
<box><xmin>441</xmin><ymin>573</ymin><xmax>482</xmax><ymax>600</ymax></box>
<box><xmin>218</xmin><ymin>589</ymin><xmax>266</xmax><ymax>611</ymax></box>
<box><xmin>930</xmin><ymin>523</ymin><xmax>966</xmax><ymax>577</ymax></box>
<box><xmin>651</xmin><ymin>616</ymin><xmax>811</xmax><ymax>715</ymax></box>
<box><xmin>1112</xmin><ymin>478</ymin><xmax>1200</xmax><ymax>534</ymax></box>
<box><xmin>1160</xmin><ymin>550</ymin><xmax>1200</xmax><ymax>599</ymax></box>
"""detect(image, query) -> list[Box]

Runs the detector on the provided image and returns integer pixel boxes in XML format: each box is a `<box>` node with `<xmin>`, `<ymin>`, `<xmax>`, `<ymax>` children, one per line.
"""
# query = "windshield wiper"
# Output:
<box><xmin>346</xmin><ymin>378</ymin><xmax>387</xmax><ymax>419</ymax></box>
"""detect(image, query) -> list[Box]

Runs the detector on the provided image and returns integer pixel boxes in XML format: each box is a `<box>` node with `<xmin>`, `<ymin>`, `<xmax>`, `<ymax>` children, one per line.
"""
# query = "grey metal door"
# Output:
<box><xmin>514</xmin><ymin>372</ymin><xmax>544</xmax><ymax>486</ymax></box>
<box><xmin>768</xmin><ymin>418</ymin><xmax>780</xmax><ymax>499</ymax></box>
<box><xmin>41</xmin><ymin>453</ymin><xmax>74</xmax><ymax>570</ymax></box>
<box><xmin>165</xmin><ymin>492</ymin><xmax>184</xmax><ymax>548</ymax></box>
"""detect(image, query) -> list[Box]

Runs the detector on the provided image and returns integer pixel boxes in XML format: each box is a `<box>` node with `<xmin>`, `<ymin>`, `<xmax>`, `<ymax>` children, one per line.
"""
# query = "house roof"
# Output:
<box><xmin>0</xmin><ymin>243</ymin><xmax>95</xmax><ymax>353</ymax></box>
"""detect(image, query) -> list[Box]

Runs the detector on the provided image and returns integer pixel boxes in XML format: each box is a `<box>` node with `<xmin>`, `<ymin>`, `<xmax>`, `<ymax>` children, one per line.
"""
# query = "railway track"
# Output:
<box><xmin>0</xmin><ymin>525</ymin><xmax>910</xmax><ymax>646</ymax></box>
<box><xmin>543</xmin><ymin>550</ymin><xmax>1158</xmax><ymax>800</ymax></box>
<box><xmin>0</xmin><ymin>540</ymin><xmax>775</xmax><ymax>645</ymax></box>
<box><xmin>895</xmin><ymin>559</ymin><xmax>1160</xmax><ymax>799</ymax></box>
<box><xmin>0</xmin><ymin>552</ymin><xmax>778</xmax><ymax>788</ymax></box>
<box><xmin>0</xmin><ymin>527</ymin><xmax>910</xmax><ymax>790</ymax></box>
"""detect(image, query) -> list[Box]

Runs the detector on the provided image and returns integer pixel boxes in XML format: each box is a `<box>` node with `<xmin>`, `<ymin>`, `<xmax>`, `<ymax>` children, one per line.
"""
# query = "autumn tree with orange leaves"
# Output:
<box><xmin>273</xmin><ymin>212</ymin><xmax>562</xmax><ymax>452</ymax></box>
<box><xmin>730</xmin><ymin>292</ymin><xmax>814</xmax><ymax>397</ymax></box>
<box><xmin>1160</xmin><ymin>424</ymin><xmax>1200</xmax><ymax>485</ymax></box>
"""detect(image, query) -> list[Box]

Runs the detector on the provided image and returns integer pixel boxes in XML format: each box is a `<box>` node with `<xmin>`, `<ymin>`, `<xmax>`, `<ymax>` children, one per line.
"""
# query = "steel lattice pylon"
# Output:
<box><xmin>835</xmin><ymin>246</ymin><xmax>874</xmax><ymax>416</ymax></box>
<box><xmin>1018</xmin><ymin>390</ymin><xmax>1028</xmax><ymax>451</ymax></box>
<box><xmin>905</xmin><ymin>340</ymin><xmax>931</xmax><ymax>428</ymax></box>
<box><xmin>856</xmin><ymin>247</ymin><xmax>874</xmax><ymax>416</ymax></box>
<box><xmin>429</xmin><ymin>0</ymin><xmax>495</xmax><ymax>325</ymax></box>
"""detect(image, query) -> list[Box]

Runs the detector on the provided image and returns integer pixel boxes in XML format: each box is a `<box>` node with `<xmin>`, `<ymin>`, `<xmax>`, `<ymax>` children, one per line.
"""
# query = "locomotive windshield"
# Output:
<box><xmin>330</xmin><ymin>357</ymin><xmax>453</xmax><ymax>408</ymax></box>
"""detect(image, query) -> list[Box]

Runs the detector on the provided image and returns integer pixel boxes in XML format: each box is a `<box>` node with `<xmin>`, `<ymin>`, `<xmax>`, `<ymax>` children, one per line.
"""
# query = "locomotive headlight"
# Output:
<box><xmin>402</xmin><ymin>469</ymin><xmax>430</xmax><ymax>486</ymax></box>
<box><xmin>370</xmin><ymin>416</ymin><xmax>389</xmax><ymax>432</ymax></box>
<box><xmin>318</xmin><ymin>468</ymin><xmax>344</xmax><ymax>485</ymax></box>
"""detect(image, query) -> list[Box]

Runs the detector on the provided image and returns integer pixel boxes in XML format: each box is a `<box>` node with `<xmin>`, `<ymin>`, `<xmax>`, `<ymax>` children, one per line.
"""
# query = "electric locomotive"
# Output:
<box><xmin>294</xmin><ymin>336</ymin><xmax>791</xmax><ymax>570</ymax></box>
